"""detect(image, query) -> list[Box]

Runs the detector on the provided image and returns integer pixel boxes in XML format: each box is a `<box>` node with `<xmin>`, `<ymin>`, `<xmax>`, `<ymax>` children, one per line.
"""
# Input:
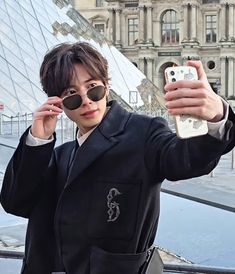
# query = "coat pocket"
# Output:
<box><xmin>88</xmin><ymin>179</ymin><xmax>141</xmax><ymax>240</ymax></box>
<box><xmin>90</xmin><ymin>246</ymin><xmax>147</xmax><ymax>274</ymax></box>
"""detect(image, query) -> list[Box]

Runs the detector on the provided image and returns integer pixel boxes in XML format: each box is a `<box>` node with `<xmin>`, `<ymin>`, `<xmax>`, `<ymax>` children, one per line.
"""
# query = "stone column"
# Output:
<box><xmin>220</xmin><ymin>56</ymin><xmax>226</xmax><ymax>97</ymax></box>
<box><xmin>115</xmin><ymin>8</ymin><xmax>121</xmax><ymax>45</ymax></box>
<box><xmin>228</xmin><ymin>57</ymin><xmax>234</xmax><ymax>97</ymax></box>
<box><xmin>155</xmin><ymin>19</ymin><xmax>161</xmax><ymax>45</ymax></box>
<box><xmin>139</xmin><ymin>5</ymin><xmax>145</xmax><ymax>43</ymax></box>
<box><xmin>139</xmin><ymin>58</ymin><xmax>145</xmax><ymax>73</ymax></box>
<box><xmin>220</xmin><ymin>4</ymin><xmax>226</xmax><ymax>40</ymax></box>
<box><xmin>147</xmin><ymin>58</ymin><xmax>153</xmax><ymax>82</ymax></box>
<box><xmin>146</xmin><ymin>6</ymin><xmax>153</xmax><ymax>43</ymax></box>
<box><xmin>108</xmin><ymin>8</ymin><xmax>114</xmax><ymax>42</ymax></box>
<box><xmin>191</xmin><ymin>4</ymin><xmax>197</xmax><ymax>40</ymax></box>
<box><xmin>228</xmin><ymin>4</ymin><xmax>234</xmax><ymax>40</ymax></box>
<box><xmin>182</xmin><ymin>3</ymin><xmax>189</xmax><ymax>41</ymax></box>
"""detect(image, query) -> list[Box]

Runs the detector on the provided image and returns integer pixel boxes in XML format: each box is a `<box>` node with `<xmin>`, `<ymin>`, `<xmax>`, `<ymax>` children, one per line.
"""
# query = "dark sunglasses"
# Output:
<box><xmin>62</xmin><ymin>85</ymin><xmax>106</xmax><ymax>110</ymax></box>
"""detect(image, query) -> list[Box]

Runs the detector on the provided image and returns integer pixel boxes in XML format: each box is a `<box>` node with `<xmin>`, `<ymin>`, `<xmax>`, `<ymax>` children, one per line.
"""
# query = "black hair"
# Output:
<box><xmin>40</xmin><ymin>42</ymin><xmax>109</xmax><ymax>97</ymax></box>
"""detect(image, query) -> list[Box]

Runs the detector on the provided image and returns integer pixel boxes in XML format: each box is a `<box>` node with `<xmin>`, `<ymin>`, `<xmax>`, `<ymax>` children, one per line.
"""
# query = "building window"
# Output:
<box><xmin>202</xmin><ymin>0</ymin><xmax>219</xmax><ymax>3</ymax></box>
<box><xmin>206</xmin><ymin>15</ymin><xmax>217</xmax><ymax>43</ymax></box>
<box><xmin>128</xmin><ymin>18</ymin><xmax>138</xmax><ymax>45</ymax></box>
<box><xmin>96</xmin><ymin>0</ymin><xmax>104</xmax><ymax>7</ymax></box>
<box><xmin>125</xmin><ymin>3</ymin><xmax>138</xmax><ymax>8</ymax></box>
<box><xmin>94</xmin><ymin>24</ymin><xmax>105</xmax><ymax>35</ymax></box>
<box><xmin>161</xmin><ymin>10</ymin><xmax>179</xmax><ymax>44</ymax></box>
<box><xmin>129</xmin><ymin>90</ymin><xmax>138</xmax><ymax>104</ymax></box>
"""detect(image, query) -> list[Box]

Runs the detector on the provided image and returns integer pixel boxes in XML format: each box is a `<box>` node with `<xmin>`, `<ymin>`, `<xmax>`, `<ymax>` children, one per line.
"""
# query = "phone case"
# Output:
<box><xmin>165</xmin><ymin>66</ymin><xmax>208</xmax><ymax>139</ymax></box>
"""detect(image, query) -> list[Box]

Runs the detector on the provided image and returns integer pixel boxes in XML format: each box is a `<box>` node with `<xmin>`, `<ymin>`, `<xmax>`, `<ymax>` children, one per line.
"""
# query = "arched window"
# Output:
<box><xmin>161</xmin><ymin>10</ymin><xmax>179</xmax><ymax>44</ymax></box>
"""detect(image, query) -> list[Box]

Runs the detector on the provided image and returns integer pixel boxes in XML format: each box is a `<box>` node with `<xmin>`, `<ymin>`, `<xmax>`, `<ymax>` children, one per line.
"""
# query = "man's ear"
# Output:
<box><xmin>105</xmin><ymin>84</ymin><xmax>109</xmax><ymax>96</ymax></box>
<box><xmin>105</xmin><ymin>85</ymin><xmax>110</xmax><ymax>103</ymax></box>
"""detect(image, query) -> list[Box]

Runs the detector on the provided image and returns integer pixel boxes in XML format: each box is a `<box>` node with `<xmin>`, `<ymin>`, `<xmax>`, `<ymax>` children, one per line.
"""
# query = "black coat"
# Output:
<box><xmin>1</xmin><ymin>100</ymin><xmax>235</xmax><ymax>274</ymax></box>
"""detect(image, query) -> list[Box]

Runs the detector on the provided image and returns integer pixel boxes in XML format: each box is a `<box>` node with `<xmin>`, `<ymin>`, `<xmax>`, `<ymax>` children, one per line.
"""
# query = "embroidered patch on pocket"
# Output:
<box><xmin>88</xmin><ymin>180</ymin><xmax>141</xmax><ymax>240</ymax></box>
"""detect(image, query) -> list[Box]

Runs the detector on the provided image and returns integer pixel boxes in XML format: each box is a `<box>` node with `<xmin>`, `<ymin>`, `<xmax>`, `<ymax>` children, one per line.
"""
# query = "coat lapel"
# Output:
<box><xmin>66</xmin><ymin>101</ymin><xmax>130</xmax><ymax>185</ymax></box>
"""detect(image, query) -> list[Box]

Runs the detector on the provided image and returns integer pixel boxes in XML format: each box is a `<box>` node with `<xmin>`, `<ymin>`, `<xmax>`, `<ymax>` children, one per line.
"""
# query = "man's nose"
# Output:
<box><xmin>80</xmin><ymin>93</ymin><xmax>91</xmax><ymax>106</ymax></box>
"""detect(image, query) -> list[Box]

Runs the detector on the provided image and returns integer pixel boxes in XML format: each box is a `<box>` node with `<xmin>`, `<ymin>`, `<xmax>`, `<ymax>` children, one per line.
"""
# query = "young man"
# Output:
<box><xmin>1</xmin><ymin>42</ymin><xmax>235</xmax><ymax>274</ymax></box>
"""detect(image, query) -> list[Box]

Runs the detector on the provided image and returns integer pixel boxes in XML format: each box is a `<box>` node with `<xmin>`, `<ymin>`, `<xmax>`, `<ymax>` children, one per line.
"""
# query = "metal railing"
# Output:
<box><xmin>0</xmin><ymin>110</ymin><xmax>173</xmax><ymax>143</ymax></box>
<box><xmin>164</xmin><ymin>263</ymin><xmax>235</xmax><ymax>273</ymax></box>
<box><xmin>0</xmin><ymin>113</ymin><xmax>33</xmax><ymax>136</ymax></box>
<box><xmin>0</xmin><ymin>113</ymin><xmax>76</xmax><ymax>144</ymax></box>
<box><xmin>0</xmin><ymin>250</ymin><xmax>235</xmax><ymax>273</ymax></box>
<box><xmin>1</xmin><ymin>111</ymin><xmax>235</xmax><ymax>172</ymax></box>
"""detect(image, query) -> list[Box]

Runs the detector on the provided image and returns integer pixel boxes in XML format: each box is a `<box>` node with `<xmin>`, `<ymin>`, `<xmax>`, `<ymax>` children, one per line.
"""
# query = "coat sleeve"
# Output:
<box><xmin>0</xmin><ymin>129</ymin><xmax>56</xmax><ymax>218</ymax></box>
<box><xmin>144</xmin><ymin>110</ymin><xmax>235</xmax><ymax>181</ymax></box>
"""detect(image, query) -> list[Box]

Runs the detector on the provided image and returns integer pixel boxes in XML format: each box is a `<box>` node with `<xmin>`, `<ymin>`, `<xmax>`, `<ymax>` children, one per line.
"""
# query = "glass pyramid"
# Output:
<box><xmin>0</xmin><ymin>0</ymin><xmax>165</xmax><ymax>118</ymax></box>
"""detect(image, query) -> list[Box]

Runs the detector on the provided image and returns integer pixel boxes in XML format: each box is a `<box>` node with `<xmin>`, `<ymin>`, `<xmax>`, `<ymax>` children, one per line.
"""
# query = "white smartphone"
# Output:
<box><xmin>164</xmin><ymin>66</ymin><xmax>208</xmax><ymax>139</ymax></box>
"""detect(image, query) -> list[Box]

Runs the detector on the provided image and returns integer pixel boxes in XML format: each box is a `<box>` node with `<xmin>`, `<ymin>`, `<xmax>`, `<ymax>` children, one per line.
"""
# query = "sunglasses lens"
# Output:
<box><xmin>62</xmin><ymin>85</ymin><xmax>106</xmax><ymax>110</ymax></box>
<box><xmin>87</xmin><ymin>86</ymin><xmax>105</xmax><ymax>102</ymax></box>
<box><xmin>63</xmin><ymin>94</ymin><xmax>82</xmax><ymax>110</ymax></box>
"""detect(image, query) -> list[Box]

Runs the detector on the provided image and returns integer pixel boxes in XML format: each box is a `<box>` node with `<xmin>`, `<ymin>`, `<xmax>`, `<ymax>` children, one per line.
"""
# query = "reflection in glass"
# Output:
<box><xmin>0</xmin><ymin>86</ymin><xmax>21</xmax><ymax>115</ymax></box>
<box><xmin>4</xmin><ymin>48</ymin><xmax>26</xmax><ymax>76</ymax></box>
<box><xmin>0</xmin><ymin>19</ymin><xmax>16</xmax><ymax>42</ymax></box>
<box><xmin>0</xmin><ymin>69</ymin><xmax>15</xmax><ymax>94</ymax></box>
<box><xmin>0</xmin><ymin>0</ymin><xmax>165</xmax><ymax>119</ymax></box>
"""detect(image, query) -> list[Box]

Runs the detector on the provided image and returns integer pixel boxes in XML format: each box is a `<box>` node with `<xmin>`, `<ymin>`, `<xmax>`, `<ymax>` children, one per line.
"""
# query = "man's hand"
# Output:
<box><xmin>31</xmin><ymin>97</ymin><xmax>63</xmax><ymax>139</ymax></box>
<box><xmin>164</xmin><ymin>60</ymin><xmax>224</xmax><ymax>122</ymax></box>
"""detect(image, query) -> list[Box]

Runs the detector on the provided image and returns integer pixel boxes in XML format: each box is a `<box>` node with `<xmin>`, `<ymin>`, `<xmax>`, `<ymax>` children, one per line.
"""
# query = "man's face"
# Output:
<box><xmin>61</xmin><ymin>63</ymin><xmax>109</xmax><ymax>135</ymax></box>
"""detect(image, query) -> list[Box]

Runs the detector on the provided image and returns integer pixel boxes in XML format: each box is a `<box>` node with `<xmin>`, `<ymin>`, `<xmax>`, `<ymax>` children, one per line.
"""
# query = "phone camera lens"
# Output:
<box><xmin>172</xmin><ymin>78</ymin><xmax>176</xmax><ymax>82</ymax></box>
<box><xmin>170</xmin><ymin>71</ymin><xmax>175</xmax><ymax>76</ymax></box>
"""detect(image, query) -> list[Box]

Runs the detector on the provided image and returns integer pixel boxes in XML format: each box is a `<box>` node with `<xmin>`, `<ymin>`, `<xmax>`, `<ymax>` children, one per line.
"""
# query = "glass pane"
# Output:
<box><xmin>0</xmin><ymin>0</ymin><xmax>5</xmax><ymax>9</ymax></box>
<box><xmin>19</xmin><ymin>0</ymin><xmax>34</xmax><ymax>15</ymax></box>
<box><xmin>5</xmin><ymin>2</ymin><xmax>25</xmax><ymax>29</ymax></box>
<box><xmin>32</xmin><ymin>2</ymin><xmax>51</xmax><ymax>27</ymax></box>
<box><xmin>26</xmin><ymin>22</ymin><xmax>44</xmax><ymax>43</ymax></box>
<box><xmin>25</xmin><ymin>64</ymin><xmax>40</xmax><ymax>86</ymax></box>
<box><xmin>15</xmin><ymin>34</ymin><xmax>36</xmax><ymax>61</ymax></box>
<box><xmin>11</xmin><ymin>18</ymin><xmax>30</xmax><ymax>41</ymax></box>
<box><xmin>4</xmin><ymin>48</ymin><xmax>27</xmax><ymax>75</ymax></box>
<box><xmin>0</xmin><ymin>42</ymin><xmax>4</xmax><ymax>58</ymax></box>
<box><xmin>5</xmin><ymin>0</ymin><xmax>20</xmax><ymax>15</ymax></box>
<box><xmin>22</xmin><ymin>7</ymin><xmax>39</xmax><ymax>28</ymax></box>
<box><xmin>41</xmin><ymin>25</ymin><xmax>59</xmax><ymax>46</ymax></box>
<box><xmin>0</xmin><ymin>19</ymin><xmax>16</xmax><ymax>42</ymax></box>
<box><xmin>0</xmin><ymin>84</ymin><xmax>21</xmax><ymax>114</ymax></box>
<box><xmin>212</xmin><ymin>33</ymin><xmax>216</xmax><ymax>42</ymax></box>
<box><xmin>30</xmin><ymin>35</ymin><xmax>47</xmax><ymax>55</ymax></box>
<box><xmin>1</xmin><ymin>33</ymin><xmax>20</xmax><ymax>57</ymax></box>
<box><xmin>0</xmin><ymin>68</ymin><xmax>17</xmax><ymax>100</ymax></box>
<box><xmin>0</xmin><ymin>6</ymin><xmax>12</xmax><ymax>26</ymax></box>
<box><xmin>42</xmin><ymin>0</ymin><xmax>60</xmax><ymax>21</ymax></box>
<box><xmin>16</xmin><ymin>26</ymin><xmax>32</xmax><ymax>45</ymax></box>
<box><xmin>14</xmin><ymin>82</ymin><xmax>38</xmax><ymax>111</ymax></box>
<box><xmin>31</xmin><ymin>84</ymin><xmax>47</xmax><ymax>104</ymax></box>
<box><xmin>8</xmin><ymin>64</ymin><xmax>31</xmax><ymax>92</ymax></box>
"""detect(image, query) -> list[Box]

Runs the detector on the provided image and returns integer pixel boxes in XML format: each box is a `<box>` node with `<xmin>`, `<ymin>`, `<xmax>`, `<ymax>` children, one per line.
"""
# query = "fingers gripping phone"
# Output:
<box><xmin>164</xmin><ymin>66</ymin><xmax>208</xmax><ymax>139</ymax></box>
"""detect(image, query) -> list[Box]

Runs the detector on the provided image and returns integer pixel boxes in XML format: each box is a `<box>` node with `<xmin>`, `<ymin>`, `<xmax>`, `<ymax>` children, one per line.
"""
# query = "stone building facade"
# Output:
<box><xmin>73</xmin><ymin>0</ymin><xmax>235</xmax><ymax>99</ymax></box>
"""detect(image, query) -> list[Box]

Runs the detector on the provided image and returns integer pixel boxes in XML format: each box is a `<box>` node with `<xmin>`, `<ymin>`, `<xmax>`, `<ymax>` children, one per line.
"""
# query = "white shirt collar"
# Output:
<box><xmin>77</xmin><ymin>127</ymin><xmax>97</xmax><ymax>147</ymax></box>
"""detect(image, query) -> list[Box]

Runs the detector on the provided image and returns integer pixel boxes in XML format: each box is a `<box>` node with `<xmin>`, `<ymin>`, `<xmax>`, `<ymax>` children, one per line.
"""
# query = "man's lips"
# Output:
<box><xmin>81</xmin><ymin>109</ymin><xmax>98</xmax><ymax>116</ymax></box>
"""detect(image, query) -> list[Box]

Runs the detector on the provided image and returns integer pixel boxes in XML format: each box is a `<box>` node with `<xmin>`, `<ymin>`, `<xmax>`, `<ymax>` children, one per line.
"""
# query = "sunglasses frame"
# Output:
<box><xmin>62</xmin><ymin>85</ymin><xmax>106</xmax><ymax>110</ymax></box>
